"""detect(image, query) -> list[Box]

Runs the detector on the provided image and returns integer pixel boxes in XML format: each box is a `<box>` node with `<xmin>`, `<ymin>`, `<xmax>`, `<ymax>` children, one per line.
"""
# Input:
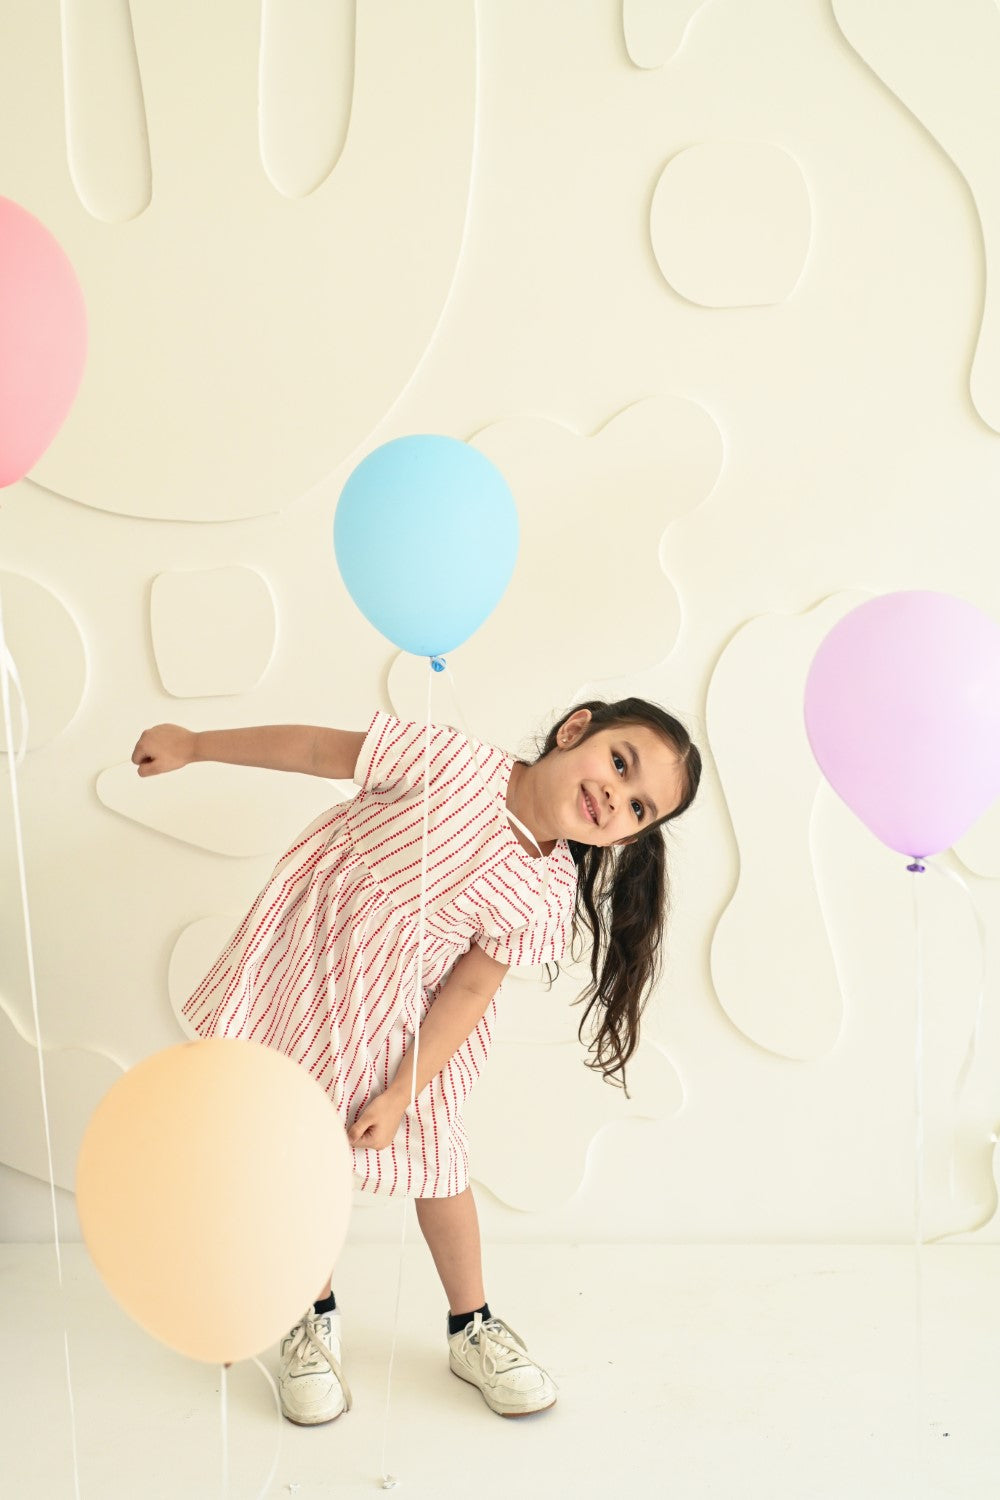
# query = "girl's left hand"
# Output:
<box><xmin>347</xmin><ymin>1092</ymin><xmax>406</xmax><ymax>1152</ymax></box>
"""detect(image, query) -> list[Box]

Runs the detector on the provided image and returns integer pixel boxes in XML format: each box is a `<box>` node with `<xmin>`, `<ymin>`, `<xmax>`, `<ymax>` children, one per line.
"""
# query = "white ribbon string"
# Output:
<box><xmin>441</xmin><ymin>660</ymin><xmax>550</xmax><ymax>929</ymax></box>
<box><xmin>377</xmin><ymin>660</ymin><xmax>554</xmax><ymax>1489</ymax></box>
<box><xmin>378</xmin><ymin>662</ymin><xmax>435</xmax><ymax>1491</ymax></box>
<box><xmin>219</xmin><ymin>1357</ymin><xmax>283</xmax><ymax>1499</ymax></box>
<box><xmin>0</xmin><ymin>586</ymin><xmax>83</xmax><ymax>1498</ymax></box>
<box><xmin>910</xmin><ymin>863</ymin><xmax>926</xmax><ymax>1486</ymax></box>
<box><xmin>247</xmin><ymin>1357</ymin><xmax>283</xmax><ymax>1496</ymax></box>
<box><xmin>374</xmin><ymin>661</ymin><xmax>556</xmax><ymax>1488</ymax></box>
<box><xmin>921</xmin><ymin>857</ymin><xmax>989</xmax><ymax>1226</ymax></box>
<box><xmin>0</xmin><ymin>633</ymin><xmax>29</xmax><ymax>765</ymax></box>
<box><xmin>221</xmin><ymin>1363</ymin><xmax>229</xmax><ymax>1497</ymax></box>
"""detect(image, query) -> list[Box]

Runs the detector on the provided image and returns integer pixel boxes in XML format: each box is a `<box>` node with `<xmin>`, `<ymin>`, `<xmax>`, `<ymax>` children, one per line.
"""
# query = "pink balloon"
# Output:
<box><xmin>0</xmin><ymin>197</ymin><xmax>87</xmax><ymax>487</ymax></box>
<box><xmin>804</xmin><ymin>591</ymin><xmax>1000</xmax><ymax>858</ymax></box>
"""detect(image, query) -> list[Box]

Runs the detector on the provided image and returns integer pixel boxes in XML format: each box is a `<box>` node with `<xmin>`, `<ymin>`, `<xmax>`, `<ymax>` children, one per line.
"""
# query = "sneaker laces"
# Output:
<box><xmin>458</xmin><ymin>1312</ymin><xmax>559</xmax><ymax>1390</ymax></box>
<box><xmin>285</xmin><ymin>1310</ymin><xmax>354</xmax><ymax>1411</ymax></box>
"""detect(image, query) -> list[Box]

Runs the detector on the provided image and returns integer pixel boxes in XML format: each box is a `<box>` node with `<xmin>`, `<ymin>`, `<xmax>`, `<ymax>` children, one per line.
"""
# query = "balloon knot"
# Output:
<box><xmin>906</xmin><ymin>860</ymin><xmax>926</xmax><ymax>874</ymax></box>
<box><xmin>430</xmin><ymin>656</ymin><xmax>446</xmax><ymax>673</ymax></box>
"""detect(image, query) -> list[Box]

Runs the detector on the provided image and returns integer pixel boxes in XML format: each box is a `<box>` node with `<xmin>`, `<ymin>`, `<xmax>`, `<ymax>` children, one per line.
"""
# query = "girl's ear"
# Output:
<box><xmin>558</xmin><ymin>707</ymin><xmax>592</xmax><ymax>746</ymax></box>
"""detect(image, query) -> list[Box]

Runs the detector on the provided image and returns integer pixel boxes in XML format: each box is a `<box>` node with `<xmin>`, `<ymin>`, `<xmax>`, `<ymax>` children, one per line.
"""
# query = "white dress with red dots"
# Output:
<box><xmin>181</xmin><ymin>712</ymin><xmax>578</xmax><ymax>1198</ymax></box>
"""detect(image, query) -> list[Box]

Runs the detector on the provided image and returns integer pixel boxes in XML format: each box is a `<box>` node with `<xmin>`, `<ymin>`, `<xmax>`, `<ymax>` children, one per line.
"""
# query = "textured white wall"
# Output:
<box><xmin>2</xmin><ymin>0</ymin><xmax>999</xmax><ymax>1247</ymax></box>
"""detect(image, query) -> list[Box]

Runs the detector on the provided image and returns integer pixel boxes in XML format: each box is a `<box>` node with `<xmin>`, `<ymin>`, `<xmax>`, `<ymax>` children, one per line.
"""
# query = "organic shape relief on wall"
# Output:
<box><xmin>259</xmin><ymin>0</ymin><xmax>355</xmax><ymax>199</ymax></box>
<box><xmin>468</xmin><ymin>953</ymin><xmax>685</xmax><ymax>1210</ymax></box>
<box><xmin>623</xmin><ymin>0</ymin><xmax>714</xmax><ymax>68</ymax></box>
<box><xmin>833</xmin><ymin>0</ymin><xmax>1000</xmax><ymax>433</ymax></box>
<box><xmin>465</xmin><ymin>1033</ymin><xmax>683</xmax><ymax>1212</ymax></box>
<box><xmin>650</xmin><ymin>143</ymin><xmax>811</xmax><ymax>307</ymax></box>
<box><xmin>64</xmin><ymin>0</ymin><xmax>358</xmax><ymax>211</ymax></box>
<box><xmin>938</xmin><ymin>1135</ymin><xmax>1000</xmax><ymax>1245</ymax></box>
<box><xmin>387</xmin><ymin>397</ymin><xmax>724</xmax><ymax>750</ymax></box>
<box><xmin>150</xmin><ymin>566</ymin><xmax>276</xmax><ymax>697</ymax></box>
<box><xmin>707</xmin><ymin>593</ymin><xmax>874</xmax><ymax>1059</ymax></box>
<box><xmin>0</xmin><ymin>573</ymin><xmax>87</xmax><ymax>751</ymax></box>
<box><xmin>0</xmin><ymin>1000</ymin><xmax>122</xmax><ymax>1190</ymax></box>
<box><xmin>62</xmin><ymin>0</ymin><xmax>151</xmax><ymax>223</ymax></box>
<box><xmin>1</xmin><ymin>0</ymin><xmax>476</xmax><ymax>518</ymax></box>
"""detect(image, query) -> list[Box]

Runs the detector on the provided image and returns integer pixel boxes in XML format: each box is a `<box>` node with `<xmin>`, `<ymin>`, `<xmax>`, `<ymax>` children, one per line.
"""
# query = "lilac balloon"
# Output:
<box><xmin>803</xmin><ymin>591</ymin><xmax>1000</xmax><ymax>858</ymax></box>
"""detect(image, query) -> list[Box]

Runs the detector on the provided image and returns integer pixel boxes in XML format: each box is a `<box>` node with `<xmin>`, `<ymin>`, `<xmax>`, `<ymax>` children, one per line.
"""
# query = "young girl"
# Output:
<box><xmin>131</xmin><ymin>698</ymin><xmax>701</xmax><ymax>1424</ymax></box>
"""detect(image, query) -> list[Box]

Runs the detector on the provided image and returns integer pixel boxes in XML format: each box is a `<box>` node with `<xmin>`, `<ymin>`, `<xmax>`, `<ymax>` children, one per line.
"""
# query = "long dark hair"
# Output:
<box><xmin>533</xmin><ymin>698</ymin><xmax>701</xmax><ymax>1099</ymax></box>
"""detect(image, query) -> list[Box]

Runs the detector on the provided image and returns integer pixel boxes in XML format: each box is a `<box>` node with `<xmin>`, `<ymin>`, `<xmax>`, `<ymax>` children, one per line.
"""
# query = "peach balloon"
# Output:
<box><xmin>76</xmin><ymin>1039</ymin><xmax>352</xmax><ymax>1365</ymax></box>
<box><xmin>0</xmin><ymin>196</ymin><xmax>87</xmax><ymax>487</ymax></box>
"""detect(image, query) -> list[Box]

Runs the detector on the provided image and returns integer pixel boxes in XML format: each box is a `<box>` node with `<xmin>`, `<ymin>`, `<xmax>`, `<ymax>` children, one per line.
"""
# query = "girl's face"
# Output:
<box><xmin>548</xmin><ymin>710</ymin><xmax>686</xmax><ymax>847</ymax></box>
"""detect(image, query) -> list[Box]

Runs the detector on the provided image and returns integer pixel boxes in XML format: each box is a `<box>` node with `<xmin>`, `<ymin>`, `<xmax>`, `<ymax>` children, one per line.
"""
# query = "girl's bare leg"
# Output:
<box><xmin>313</xmin><ymin>1186</ymin><xmax>486</xmax><ymax>1312</ymax></box>
<box><xmin>414</xmin><ymin>1185</ymin><xmax>486</xmax><ymax>1315</ymax></box>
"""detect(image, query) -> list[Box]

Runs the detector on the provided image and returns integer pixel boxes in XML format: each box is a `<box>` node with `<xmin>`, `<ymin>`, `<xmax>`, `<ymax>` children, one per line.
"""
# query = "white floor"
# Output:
<box><xmin>3</xmin><ymin>1241</ymin><xmax>998</xmax><ymax>1500</ymax></box>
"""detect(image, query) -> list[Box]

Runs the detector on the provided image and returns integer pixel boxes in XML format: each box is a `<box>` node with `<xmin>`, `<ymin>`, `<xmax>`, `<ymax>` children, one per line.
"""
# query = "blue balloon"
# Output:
<box><xmin>333</xmin><ymin>435</ymin><xmax>519</xmax><ymax>656</ymax></box>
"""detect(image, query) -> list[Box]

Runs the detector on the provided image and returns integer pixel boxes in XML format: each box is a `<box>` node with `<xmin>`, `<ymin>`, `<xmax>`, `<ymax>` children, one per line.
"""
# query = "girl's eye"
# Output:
<box><xmin>612</xmin><ymin>751</ymin><xmax>644</xmax><ymax>820</ymax></box>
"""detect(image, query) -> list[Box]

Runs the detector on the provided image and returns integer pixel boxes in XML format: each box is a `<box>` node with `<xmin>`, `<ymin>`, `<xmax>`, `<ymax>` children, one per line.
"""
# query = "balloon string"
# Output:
<box><xmin>221</xmin><ymin>1364</ymin><xmax>229</xmax><ymax>1498</ymax></box>
<box><xmin>373</xmin><ymin>659</ymin><xmax>552</xmax><ymax>1491</ymax></box>
<box><xmin>910</xmin><ymin>862</ymin><xmax>926</xmax><ymax>1485</ymax></box>
<box><xmin>377</xmin><ymin>660</ymin><xmax>435</xmax><ymax>1491</ymax></box>
<box><xmin>0</xmin><ymin>630</ymin><xmax>30</xmax><ymax>764</ymax></box>
<box><xmin>248</xmin><ymin>1357</ymin><xmax>284</xmax><ymax>1497</ymax></box>
<box><xmin>218</xmin><ymin>1358</ymin><xmax>283</xmax><ymax>1500</ymax></box>
<box><xmin>0</xmin><ymin>586</ymin><xmax>82</xmax><ymax>1498</ymax></box>
<box><xmin>441</xmin><ymin>661</ymin><xmax>549</xmax><ymax>926</ymax></box>
<box><xmin>921</xmin><ymin>858</ymin><xmax>989</xmax><ymax>1230</ymax></box>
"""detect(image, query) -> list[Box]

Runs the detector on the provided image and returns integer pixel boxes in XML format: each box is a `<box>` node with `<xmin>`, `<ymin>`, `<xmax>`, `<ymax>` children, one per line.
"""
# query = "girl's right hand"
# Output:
<box><xmin>131</xmin><ymin>724</ymin><xmax>197</xmax><ymax>776</ymax></box>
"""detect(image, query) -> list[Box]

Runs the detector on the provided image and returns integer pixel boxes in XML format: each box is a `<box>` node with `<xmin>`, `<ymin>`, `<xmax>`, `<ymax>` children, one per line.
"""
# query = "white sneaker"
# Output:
<box><xmin>278</xmin><ymin>1307</ymin><xmax>353</xmax><ymax>1425</ymax></box>
<box><xmin>448</xmin><ymin>1311</ymin><xmax>557</xmax><ymax>1417</ymax></box>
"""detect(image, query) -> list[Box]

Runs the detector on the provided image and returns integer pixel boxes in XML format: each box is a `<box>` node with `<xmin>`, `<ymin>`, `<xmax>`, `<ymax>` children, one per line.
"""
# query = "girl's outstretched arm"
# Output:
<box><xmin>132</xmin><ymin>723</ymin><xmax>366</xmax><ymax>778</ymax></box>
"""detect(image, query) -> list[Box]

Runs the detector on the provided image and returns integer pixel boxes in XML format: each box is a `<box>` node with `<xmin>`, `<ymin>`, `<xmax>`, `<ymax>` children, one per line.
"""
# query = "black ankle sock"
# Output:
<box><xmin>448</xmin><ymin>1302</ymin><xmax>490</xmax><ymax>1336</ymax></box>
<box><xmin>313</xmin><ymin>1292</ymin><xmax>336</xmax><ymax>1315</ymax></box>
